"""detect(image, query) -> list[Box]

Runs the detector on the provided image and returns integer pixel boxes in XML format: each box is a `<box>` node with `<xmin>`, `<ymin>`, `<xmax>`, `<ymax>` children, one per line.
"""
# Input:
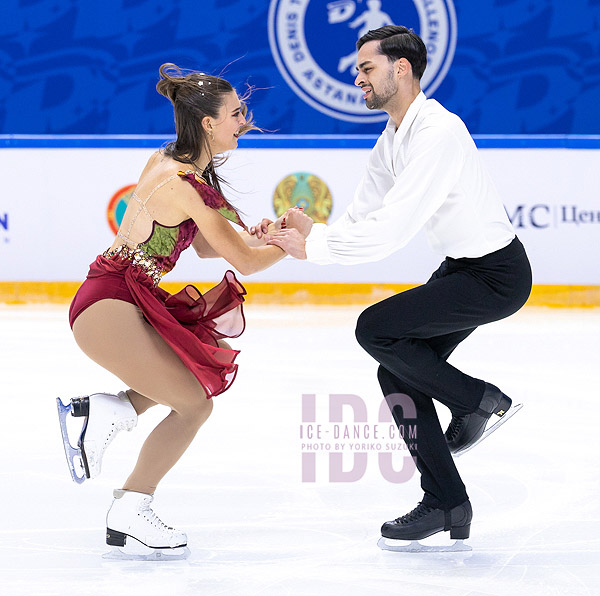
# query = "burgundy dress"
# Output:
<box><xmin>69</xmin><ymin>171</ymin><xmax>248</xmax><ymax>399</ymax></box>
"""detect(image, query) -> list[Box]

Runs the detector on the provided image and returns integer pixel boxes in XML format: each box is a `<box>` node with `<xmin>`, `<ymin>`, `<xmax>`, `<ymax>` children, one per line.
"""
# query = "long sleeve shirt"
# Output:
<box><xmin>305</xmin><ymin>92</ymin><xmax>515</xmax><ymax>265</ymax></box>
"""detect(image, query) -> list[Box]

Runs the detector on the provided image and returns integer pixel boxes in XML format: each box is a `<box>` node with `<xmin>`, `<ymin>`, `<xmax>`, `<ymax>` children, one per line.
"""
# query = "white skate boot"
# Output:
<box><xmin>104</xmin><ymin>490</ymin><xmax>190</xmax><ymax>560</ymax></box>
<box><xmin>56</xmin><ymin>392</ymin><xmax>137</xmax><ymax>483</ymax></box>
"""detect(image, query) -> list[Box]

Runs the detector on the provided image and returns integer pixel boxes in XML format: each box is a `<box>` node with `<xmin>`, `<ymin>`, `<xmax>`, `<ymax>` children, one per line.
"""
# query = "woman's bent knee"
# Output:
<box><xmin>179</xmin><ymin>395</ymin><xmax>213</xmax><ymax>429</ymax></box>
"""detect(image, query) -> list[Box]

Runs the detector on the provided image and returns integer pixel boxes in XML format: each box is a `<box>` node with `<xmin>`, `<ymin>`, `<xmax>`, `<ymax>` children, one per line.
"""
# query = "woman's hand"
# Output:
<box><xmin>266</xmin><ymin>228</ymin><xmax>307</xmax><ymax>260</ymax></box>
<box><xmin>249</xmin><ymin>218</ymin><xmax>274</xmax><ymax>239</ymax></box>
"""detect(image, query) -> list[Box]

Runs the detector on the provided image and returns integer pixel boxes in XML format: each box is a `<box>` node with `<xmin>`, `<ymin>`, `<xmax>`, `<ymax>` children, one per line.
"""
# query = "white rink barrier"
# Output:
<box><xmin>0</xmin><ymin>144</ymin><xmax>598</xmax><ymax>286</ymax></box>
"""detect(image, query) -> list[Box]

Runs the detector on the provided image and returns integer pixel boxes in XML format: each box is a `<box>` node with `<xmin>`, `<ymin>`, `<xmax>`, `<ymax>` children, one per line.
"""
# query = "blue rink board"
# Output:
<box><xmin>1</xmin><ymin>135</ymin><xmax>599</xmax><ymax>150</ymax></box>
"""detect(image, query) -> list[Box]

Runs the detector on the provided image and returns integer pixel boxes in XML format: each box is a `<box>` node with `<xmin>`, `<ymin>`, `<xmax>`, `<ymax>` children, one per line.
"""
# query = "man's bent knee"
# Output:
<box><xmin>355</xmin><ymin>306</ymin><xmax>381</xmax><ymax>350</ymax></box>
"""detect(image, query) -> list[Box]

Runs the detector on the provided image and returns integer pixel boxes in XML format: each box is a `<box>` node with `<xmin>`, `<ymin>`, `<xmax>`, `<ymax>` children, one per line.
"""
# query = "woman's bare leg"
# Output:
<box><xmin>73</xmin><ymin>299</ymin><xmax>213</xmax><ymax>494</ymax></box>
<box><xmin>126</xmin><ymin>389</ymin><xmax>157</xmax><ymax>415</ymax></box>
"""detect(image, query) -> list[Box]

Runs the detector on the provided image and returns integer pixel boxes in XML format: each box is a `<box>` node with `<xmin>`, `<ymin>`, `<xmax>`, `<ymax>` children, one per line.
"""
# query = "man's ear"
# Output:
<box><xmin>396</xmin><ymin>57</ymin><xmax>411</xmax><ymax>78</ymax></box>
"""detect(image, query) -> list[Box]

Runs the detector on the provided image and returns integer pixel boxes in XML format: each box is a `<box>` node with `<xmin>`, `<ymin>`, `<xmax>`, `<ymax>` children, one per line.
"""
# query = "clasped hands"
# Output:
<box><xmin>249</xmin><ymin>207</ymin><xmax>313</xmax><ymax>259</ymax></box>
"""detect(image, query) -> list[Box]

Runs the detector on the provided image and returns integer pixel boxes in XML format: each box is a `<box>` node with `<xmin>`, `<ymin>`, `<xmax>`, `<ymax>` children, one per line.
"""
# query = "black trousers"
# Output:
<box><xmin>355</xmin><ymin>237</ymin><xmax>532</xmax><ymax>509</ymax></box>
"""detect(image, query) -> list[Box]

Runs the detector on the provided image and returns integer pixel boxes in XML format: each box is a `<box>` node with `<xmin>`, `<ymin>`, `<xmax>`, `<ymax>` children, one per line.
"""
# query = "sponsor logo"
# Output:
<box><xmin>0</xmin><ymin>212</ymin><xmax>8</xmax><ymax>243</ymax></box>
<box><xmin>268</xmin><ymin>0</ymin><xmax>457</xmax><ymax>122</ymax></box>
<box><xmin>0</xmin><ymin>212</ymin><xmax>8</xmax><ymax>245</ymax></box>
<box><xmin>273</xmin><ymin>172</ymin><xmax>333</xmax><ymax>223</ymax></box>
<box><xmin>506</xmin><ymin>204</ymin><xmax>600</xmax><ymax>229</ymax></box>
<box><xmin>107</xmin><ymin>184</ymin><xmax>136</xmax><ymax>234</ymax></box>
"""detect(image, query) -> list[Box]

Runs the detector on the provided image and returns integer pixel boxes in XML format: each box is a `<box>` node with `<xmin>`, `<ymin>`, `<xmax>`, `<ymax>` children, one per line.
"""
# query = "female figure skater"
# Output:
<box><xmin>57</xmin><ymin>63</ymin><xmax>311</xmax><ymax>559</ymax></box>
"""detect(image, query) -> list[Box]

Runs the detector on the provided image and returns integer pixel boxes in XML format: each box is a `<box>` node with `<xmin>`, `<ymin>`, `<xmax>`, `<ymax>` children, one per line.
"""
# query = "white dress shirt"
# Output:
<box><xmin>305</xmin><ymin>92</ymin><xmax>515</xmax><ymax>265</ymax></box>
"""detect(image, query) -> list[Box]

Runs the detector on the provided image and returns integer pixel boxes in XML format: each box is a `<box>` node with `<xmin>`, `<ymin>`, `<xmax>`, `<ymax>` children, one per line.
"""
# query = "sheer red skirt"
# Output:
<box><xmin>69</xmin><ymin>255</ymin><xmax>246</xmax><ymax>398</ymax></box>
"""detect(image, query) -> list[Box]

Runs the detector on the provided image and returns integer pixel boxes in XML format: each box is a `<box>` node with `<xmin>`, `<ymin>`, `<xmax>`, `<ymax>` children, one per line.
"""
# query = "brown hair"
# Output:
<box><xmin>156</xmin><ymin>63</ymin><xmax>258</xmax><ymax>195</ymax></box>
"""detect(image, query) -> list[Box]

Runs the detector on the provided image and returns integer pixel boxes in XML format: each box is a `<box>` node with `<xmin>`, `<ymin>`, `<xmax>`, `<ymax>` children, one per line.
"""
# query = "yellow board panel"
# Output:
<box><xmin>1</xmin><ymin>282</ymin><xmax>599</xmax><ymax>308</ymax></box>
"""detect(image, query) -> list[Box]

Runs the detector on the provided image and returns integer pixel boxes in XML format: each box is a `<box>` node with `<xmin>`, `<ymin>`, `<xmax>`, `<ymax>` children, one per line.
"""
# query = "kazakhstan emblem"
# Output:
<box><xmin>273</xmin><ymin>173</ymin><xmax>333</xmax><ymax>224</ymax></box>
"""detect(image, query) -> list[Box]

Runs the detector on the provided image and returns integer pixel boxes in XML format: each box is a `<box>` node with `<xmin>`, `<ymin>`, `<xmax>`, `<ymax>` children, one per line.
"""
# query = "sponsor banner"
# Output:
<box><xmin>482</xmin><ymin>149</ymin><xmax>600</xmax><ymax>285</ymax></box>
<box><xmin>0</xmin><ymin>147</ymin><xmax>598</xmax><ymax>284</ymax></box>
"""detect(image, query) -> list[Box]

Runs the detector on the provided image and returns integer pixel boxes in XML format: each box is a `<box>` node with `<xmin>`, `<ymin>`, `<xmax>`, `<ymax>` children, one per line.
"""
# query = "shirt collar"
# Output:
<box><xmin>390</xmin><ymin>91</ymin><xmax>426</xmax><ymax>143</ymax></box>
<box><xmin>383</xmin><ymin>91</ymin><xmax>426</xmax><ymax>134</ymax></box>
<box><xmin>384</xmin><ymin>91</ymin><xmax>427</xmax><ymax>159</ymax></box>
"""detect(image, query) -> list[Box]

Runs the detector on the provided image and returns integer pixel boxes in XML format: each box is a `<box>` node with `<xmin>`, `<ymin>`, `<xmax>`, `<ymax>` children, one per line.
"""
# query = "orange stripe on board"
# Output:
<box><xmin>0</xmin><ymin>282</ymin><xmax>598</xmax><ymax>307</ymax></box>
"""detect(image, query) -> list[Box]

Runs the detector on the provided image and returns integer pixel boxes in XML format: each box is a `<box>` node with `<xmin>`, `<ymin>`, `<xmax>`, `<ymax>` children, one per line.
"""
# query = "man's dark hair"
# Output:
<box><xmin>356</xmin><ymin>26</ymin><xmax>427</xmax><ymax>80</ymax></box>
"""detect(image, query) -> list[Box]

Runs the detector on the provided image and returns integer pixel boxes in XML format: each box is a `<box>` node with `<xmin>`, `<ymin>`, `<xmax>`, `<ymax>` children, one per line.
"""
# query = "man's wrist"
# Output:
<box><xmin>304</xmin><ymin>222</ymin><xmax>332</xmax><ymax>264</ymax></box>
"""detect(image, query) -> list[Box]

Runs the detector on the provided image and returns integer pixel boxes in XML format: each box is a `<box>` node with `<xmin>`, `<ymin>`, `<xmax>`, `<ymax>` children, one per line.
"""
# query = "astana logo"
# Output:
<box><xmin>268</xmin><ymin>0</ymin><xmax>457</xmax><ymax>122</ymax></box>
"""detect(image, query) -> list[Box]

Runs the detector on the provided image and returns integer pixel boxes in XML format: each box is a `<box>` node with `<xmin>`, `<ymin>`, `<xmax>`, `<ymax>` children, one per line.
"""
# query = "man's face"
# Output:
<box><xmin>354</xmin><ymin>41</ymin><xmax>398</xmax><ymax>110</ymax></box>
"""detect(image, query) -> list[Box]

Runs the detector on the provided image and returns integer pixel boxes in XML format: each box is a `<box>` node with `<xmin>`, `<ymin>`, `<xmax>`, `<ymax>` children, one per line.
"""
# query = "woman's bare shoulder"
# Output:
<box><xmin>137</xmin><ymin>153</ymin><xmax>189</xmax><ymax>187</ymax></box>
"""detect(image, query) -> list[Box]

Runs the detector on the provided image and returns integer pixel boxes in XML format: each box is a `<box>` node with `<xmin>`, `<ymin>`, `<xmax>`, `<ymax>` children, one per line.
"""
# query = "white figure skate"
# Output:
<box><xmin>56</xmin><ymin>392</ymin><xmax>137</xmax><ymax>483</ymax></box>
<box><xmin>104</xmin><ymin>490</ymin><xmax>190</xmax><ymax>560</ymax></box>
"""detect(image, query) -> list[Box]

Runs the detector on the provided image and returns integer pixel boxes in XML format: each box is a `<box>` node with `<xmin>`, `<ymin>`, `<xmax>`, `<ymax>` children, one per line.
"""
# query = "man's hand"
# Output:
<box><xmin>249</xmin><ymin>206</ymin><xmax>314</xmax><ymax>240</ymax></box>
<box><xmin>284</xmin><ymin>208</ymin><xmax>313</xmax><ymax>237</ymax></box>
<box><xmin>266</xmin><ymin>229</ymin><xmax>307</xmax><ymax>260</ymax></box>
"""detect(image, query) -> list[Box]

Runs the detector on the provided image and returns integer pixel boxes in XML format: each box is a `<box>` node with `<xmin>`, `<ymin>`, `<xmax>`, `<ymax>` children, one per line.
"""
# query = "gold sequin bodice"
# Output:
<box><xmin>103</xmin><ymin>244</ymin><xmax>165</xmax><ymax>286</ymax></box>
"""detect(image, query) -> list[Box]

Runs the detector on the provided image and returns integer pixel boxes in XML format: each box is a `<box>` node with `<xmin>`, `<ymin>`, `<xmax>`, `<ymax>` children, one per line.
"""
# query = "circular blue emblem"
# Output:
<box><xmin>268</xmin><ymin>0</ymin><xmax>457</xmax><ymax>122</ymax></box>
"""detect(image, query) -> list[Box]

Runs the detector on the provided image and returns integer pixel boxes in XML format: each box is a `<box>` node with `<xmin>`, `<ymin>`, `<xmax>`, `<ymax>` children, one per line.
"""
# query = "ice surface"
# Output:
<box><xmin>0</xmin><ymin>304</ymin><xmax>598</xmax><ymax>596</ymax></box>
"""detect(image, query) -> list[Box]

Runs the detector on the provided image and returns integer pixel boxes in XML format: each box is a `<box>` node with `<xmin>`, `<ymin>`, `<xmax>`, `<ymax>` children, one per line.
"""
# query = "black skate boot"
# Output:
<box><xmin>378</xmin><ymin>499</ymin><xmax>473</xmax><ymax>552</ymax></box>
<box><xmin>445</xmin><ymin>383</ymin><xmax>522</xmax><ymax>457</ymax></box>
<box><xmin>380</xmin><ymin>499</ymin><xmax>472</xmax><ymax>542</ymax></box>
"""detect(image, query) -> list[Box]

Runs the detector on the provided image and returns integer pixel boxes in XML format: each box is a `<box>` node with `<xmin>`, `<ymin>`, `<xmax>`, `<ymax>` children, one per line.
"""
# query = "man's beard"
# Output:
<box><xmin>365</xmin><ymin>70</ymin><xmax>397</xmax><ymax>110</ymax></box>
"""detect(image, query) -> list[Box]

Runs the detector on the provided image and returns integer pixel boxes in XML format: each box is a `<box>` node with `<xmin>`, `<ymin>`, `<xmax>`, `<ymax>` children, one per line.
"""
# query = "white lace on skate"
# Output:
<box><xmin>104</xmin><ymin>491</ymin><xmax>189</xmax><ymax>560</ymax></box>
<box><xmin>135</xmin><ymin>495</ymin><xmax>187</xmax><ymax>548</ymax></box>
<box><xmin>82</xmin><ymin>392</ymin><xmax>138</xmax><ymax>478</ymax></box>
<box><xmin>85</xmin><ymin>417</ymin><xmax>136</xmax><ymax>473</ymax></box>
<box><xmin>57</xmin><ymin>392</ymin><xmax>137</xmax><ymax>484</ymax></box>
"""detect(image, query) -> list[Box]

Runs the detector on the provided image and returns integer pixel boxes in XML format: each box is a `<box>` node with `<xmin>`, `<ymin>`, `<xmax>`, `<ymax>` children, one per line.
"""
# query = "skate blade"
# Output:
<box><xmin>55</xmin><ymin>398</ymin><xmax>87</xmax><ymax>484</ymax></box>
<box><xmin>454</xmin><ymin>403</ymin><xmax>523</xmax><ymax>458</ymax></box>
<box><xmin>377</xmin><ymin>536</ymin><xmax>472</xmax><ymax>553</ymax></box>
<box><xmin>103</xmin><ymin>542</ymin><xmax>191</xmax><ymax>561</ymax></box>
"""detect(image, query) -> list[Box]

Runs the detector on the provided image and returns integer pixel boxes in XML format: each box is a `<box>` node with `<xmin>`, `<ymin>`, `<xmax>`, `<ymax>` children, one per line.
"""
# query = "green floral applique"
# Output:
<box><xmin>142</xmin><ymin>224</ymin><xmax>179</xmax><ymax>257</ymax></box>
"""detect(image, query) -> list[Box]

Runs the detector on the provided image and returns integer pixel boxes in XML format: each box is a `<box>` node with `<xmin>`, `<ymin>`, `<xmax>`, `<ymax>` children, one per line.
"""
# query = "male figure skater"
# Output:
<box><xmin>262</xmin><ymin>26</ymin><xmax>532</xmax><ymax>547</ymax></box>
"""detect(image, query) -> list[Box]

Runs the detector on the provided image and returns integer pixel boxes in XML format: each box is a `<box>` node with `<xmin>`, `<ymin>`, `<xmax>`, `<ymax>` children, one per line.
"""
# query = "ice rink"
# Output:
<box><xmin>0</xmin><ymin>303</ymin><xmax>598</xmax><ymax>596</ymax></box>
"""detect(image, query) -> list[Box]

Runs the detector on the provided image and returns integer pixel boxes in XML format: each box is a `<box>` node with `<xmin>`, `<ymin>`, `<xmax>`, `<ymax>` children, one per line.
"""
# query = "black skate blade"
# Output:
<box><xmin>56</xmin><ymin>398</ymin><xmax>87</xmax><ymax>484</ymax></box>
<box><xmin>77</xmin><ymin>417</ymin><xmax>92</xmax><ymax>480</ymax></box>
<box><xmin>454</xmin><ymin>402</ymin><xmax>523</xmax><ymax>458</ymax></box>
<box><xmin>377</xmin><ymin>536</ymin><xmax>472</xmax><ymax>553</ymax></box>
<box><xmin>70</xmin><ymin>396</ymin><xmax>90</xmax><ymax>418</ymax></box>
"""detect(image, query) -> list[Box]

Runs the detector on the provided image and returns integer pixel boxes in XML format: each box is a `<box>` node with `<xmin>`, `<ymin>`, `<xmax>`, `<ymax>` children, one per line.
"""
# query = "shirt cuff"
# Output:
<box><xmin>305</xmin><ymin>223</ymin><xmax>334</xmax><ymax>265</ymax></box>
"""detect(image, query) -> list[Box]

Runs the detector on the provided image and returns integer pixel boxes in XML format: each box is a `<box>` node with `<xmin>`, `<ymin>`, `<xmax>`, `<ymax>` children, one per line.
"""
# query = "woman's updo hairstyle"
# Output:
<box><xmin>156</xmin><ymin>63</ymin><xmax>257</xmax><ymax>194</ymax></box>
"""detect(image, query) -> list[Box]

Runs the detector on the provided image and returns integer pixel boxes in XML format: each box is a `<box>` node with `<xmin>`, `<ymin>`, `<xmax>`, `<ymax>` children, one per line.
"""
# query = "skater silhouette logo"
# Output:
<box><xmin>268</xmin><ymin>0</ymin><xmax>457</xmax><ymax>122</ymax></box>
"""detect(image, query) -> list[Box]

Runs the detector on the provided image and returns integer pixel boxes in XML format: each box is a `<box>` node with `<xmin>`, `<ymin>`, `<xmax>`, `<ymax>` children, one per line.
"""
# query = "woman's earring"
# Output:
<box><xmin>209</xmin><ymin>129</ymin><xmax>215</xmax><ymax>141</ymax></box>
